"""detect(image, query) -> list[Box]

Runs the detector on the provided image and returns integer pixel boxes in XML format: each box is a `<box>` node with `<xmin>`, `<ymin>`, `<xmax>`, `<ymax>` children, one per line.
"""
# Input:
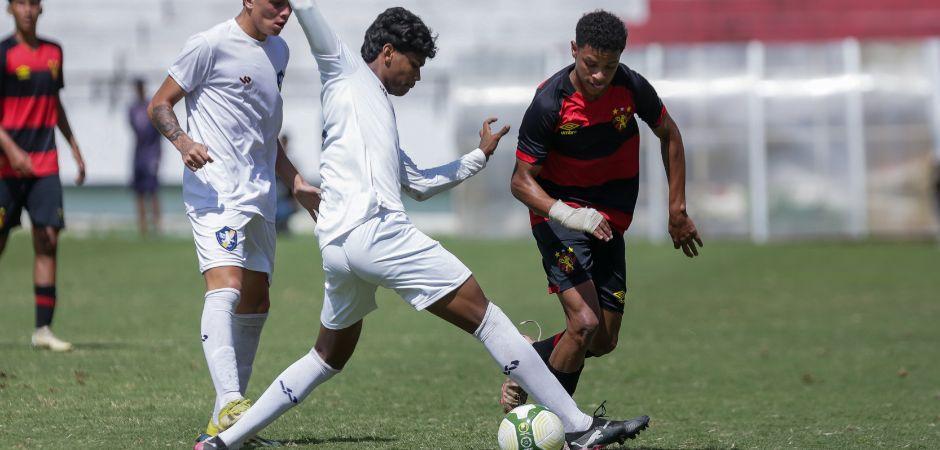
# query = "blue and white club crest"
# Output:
<box><xmin>216</xmin><ymin>226</ymin><xmax>238</xmax><ymax>251</ymax></box>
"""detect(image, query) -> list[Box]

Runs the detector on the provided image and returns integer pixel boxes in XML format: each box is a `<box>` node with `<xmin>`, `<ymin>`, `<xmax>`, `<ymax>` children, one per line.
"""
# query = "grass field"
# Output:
<box><xmin>1</xmin><ymin>233</ymin><xmax>938</xmax><ymax>449</ymax></box>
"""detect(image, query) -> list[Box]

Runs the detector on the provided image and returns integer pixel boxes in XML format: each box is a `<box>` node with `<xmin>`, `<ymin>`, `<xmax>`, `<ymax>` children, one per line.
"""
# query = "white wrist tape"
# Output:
<box><xmin>548</xmin><ymin>200</ymin><xmax>603</xmax><ymax>233</ymax></box>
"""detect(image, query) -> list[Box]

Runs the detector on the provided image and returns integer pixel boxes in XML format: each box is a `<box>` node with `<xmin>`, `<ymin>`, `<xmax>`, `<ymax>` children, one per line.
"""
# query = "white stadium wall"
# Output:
<box><xmin>2</xmin><ymin>1</ymin><xmax>938</xmax><ymax>239</ymax></box>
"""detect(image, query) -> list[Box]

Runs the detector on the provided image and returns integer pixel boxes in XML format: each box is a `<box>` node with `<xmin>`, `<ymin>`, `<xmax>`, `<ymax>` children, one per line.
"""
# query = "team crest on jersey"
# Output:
<box><xmin>559</xmin><ymin>122</ymin><xmax>580</xmax><ymax>136</ymax></box>
<box><xmin>277</xmin><ymin>71</ymin><xmax>285</xmax><ymax>91</ymax></box>
<box><xmin>612</xmin><ymin>106</ymin><xmax>632</xmax><ymax>131</ymax></box>
<box><xmin>48</xmin><ymin>59</ymin><xmax>61</xmax><ymax>81</ymax></box>
<box><xmin>555</xmin><ymin>247</ymin><xmax>579</xmax><ymax>274</ymax></box>
<box><xmin>15</xmin><ymin>65</ymin><xmax>30</xmax><ymax>80</ymax></box>
<box><xmin>215</xmin><ymin>226</ymin><xmax>238</xmax><ymax>251</ymax></box>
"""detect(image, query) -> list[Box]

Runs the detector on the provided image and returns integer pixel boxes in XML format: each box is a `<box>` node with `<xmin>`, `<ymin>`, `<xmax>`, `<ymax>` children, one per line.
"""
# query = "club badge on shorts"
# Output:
<box><xmin>215</xmin><ymin>226</ymin><xmax>238</xmax><ymax>252</ymax></box>
<box><xmin>555</xmin><ymin>247</ymin><xmax>578</xmax><ymax>274</ymax></box>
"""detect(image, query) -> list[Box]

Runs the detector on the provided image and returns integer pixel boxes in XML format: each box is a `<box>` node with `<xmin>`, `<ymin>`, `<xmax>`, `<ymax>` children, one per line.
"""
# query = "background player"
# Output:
<box><xmin>501</xmin><ymin>10</ymin><xmax>703</xmax><ymax>411</ymax></box>
<box><xmin>197</xmin><ymin>2</ymin><xmax>649</xmax><ymax>449</ymax></box>
<box><xmin>0</xmin><ymin>0</ymin><xmax>86</xmax><ymax>352</ymax></box>
<box><xmin>147</xmin><ymin>0</ymin><xmax>319</xmax><ymax>443</ymax></box>
<box><xmin>128</xmin><ymin>78</ymin><xmax>162</xmax><ymax>237</ymax></box>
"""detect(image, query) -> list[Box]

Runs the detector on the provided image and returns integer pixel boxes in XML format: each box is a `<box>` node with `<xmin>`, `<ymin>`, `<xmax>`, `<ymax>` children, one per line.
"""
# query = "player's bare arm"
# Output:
<box><xmin>54</xmin><ymin>98</ymin><xmax>85</xmax><ymax>185</ymax></box>
<box><xmin>275</xmin><ymin>139</ymin><xmax>321</xmax><ymax>219</ymax></box>
<box><xmin>148</xmin><ymin>77</ymin><xmax>214</xmax><ymax>172</ymax></box>
<box><xmin>653</xmin><ymin>110</ymin><xmax>702</xmax><ymax>257</ymax></box>
<box><xmin>510</xmin><ymin>160</ymin><xmax>613</xmax><ymax>241</ymax></box>
<box><xmin>0</xmin><ymin>125</ymin><xmax>33</xmax><ymax>176</ymax></box>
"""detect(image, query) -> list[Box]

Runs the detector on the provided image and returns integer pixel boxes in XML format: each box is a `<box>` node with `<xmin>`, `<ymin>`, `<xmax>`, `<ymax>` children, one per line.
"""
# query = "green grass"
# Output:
<box><xmin>1</xmin><ymin>233</ymin><xmax>939</xmax><ymax>449</ymax></box>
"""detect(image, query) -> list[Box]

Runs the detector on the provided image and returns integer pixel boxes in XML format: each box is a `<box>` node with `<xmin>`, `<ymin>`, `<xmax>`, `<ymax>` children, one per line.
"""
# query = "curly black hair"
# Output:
<box><xmin>575</xmin><ymin>10</ymin><xmax>628</xmax><ymax>53</ymax></box>
<box><xmin>360</xmin><ymin>7</ymin><xmax>438</xmax><ymax>63</ymax></box>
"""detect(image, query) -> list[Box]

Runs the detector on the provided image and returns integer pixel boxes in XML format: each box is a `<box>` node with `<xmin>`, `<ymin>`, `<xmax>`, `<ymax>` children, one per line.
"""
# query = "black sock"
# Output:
<box><xmin>35</xmin><ymin>285</ymin><xmax>56</xmax><ymax>328</ymax></box>
<box><xmin>533</xmin><ymin>332</ymin><xmax>586</xmax><ymax>395</ymax></box>
<box><xmin>549</xmin><ymin>364</ymin><xmax>584</xmax><ymax>395</ymax></box>
<box><xmin>532</xmin><ymin>332</ymin><xmax>564</xmax><ymax>364</ymax></box>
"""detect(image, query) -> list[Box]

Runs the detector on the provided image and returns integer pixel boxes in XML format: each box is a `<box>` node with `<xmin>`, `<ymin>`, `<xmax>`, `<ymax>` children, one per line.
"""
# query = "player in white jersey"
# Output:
<box><xmin>148</xmin><ymin>0</ymin><xmax>320</xmax><ymax>445</ymax></box>
<box><xmin>196</xmin><ymin>1</ymin><xmax>649</xmax><ymax>449</ymax></box>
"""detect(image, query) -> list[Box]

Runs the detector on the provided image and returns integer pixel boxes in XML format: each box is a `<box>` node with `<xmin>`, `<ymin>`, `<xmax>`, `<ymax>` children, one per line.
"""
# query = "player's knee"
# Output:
<box><xmin>567</xmin><ymin>315</ymin><xmax>599</xmax><ymax>349</ymax></box>
<box><xmin>34</xmin><ymin>231</ymin><xmax>58</xmax><ymax>255</ymax></box>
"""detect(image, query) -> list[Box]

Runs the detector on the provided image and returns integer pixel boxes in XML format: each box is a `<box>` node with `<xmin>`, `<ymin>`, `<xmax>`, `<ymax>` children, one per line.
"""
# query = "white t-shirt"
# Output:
<box><xmin>169</xmin><ymin>19</ymin><xmax>289</xmax><ymax>219</ymax></box>
<box><xmin>293</xmin><ymin>2</ymin><xmax>487</xmax><ymax>247</ymax></box>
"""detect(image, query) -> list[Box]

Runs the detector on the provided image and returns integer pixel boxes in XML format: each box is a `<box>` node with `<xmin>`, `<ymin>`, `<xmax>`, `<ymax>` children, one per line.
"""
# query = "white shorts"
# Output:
<box><xmin>320</xmin><ymin>210</ymin><xmax>472</xmax><ymax>330</ymax></box>
<box><xmin>189</xmin><ymin>209</ymin><xmax>276</xmax><ymax>281</ymax></box>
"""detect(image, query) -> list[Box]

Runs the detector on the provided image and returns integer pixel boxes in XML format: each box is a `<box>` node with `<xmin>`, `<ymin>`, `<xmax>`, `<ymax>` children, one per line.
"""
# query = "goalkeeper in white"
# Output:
<box><xmin>196</xmin><ymin>2</ymin><xmax>649</xmax><ymax>448</ymax></box>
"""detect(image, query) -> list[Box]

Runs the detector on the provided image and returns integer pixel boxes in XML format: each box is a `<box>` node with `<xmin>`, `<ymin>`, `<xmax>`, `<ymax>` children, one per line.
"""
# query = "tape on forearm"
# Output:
<box><xmin>548</xmin><ymin>200</ymin><xmax>603</xmax><ymax>233</ymax></box>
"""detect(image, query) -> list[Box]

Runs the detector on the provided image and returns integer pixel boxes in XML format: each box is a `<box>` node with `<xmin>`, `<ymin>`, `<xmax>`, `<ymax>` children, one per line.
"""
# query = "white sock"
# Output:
<box><xmin>218</xmin><ymin>350</ymin><xmax>339</xmax><ymax>448</ymax></box>
<box><xmin>202</xmin><ymin>288</ymin><xmax>244</xmax><ymax>422</ymax></box>
<box><xmin>475</xmin><ymin>302</ymin><xmax>592</xmax><ymax>433</ymax></box>
<box><xmin>232</xmin><ymin>313</ymin><xmax>268</xmax><ymax>395</ymax></box>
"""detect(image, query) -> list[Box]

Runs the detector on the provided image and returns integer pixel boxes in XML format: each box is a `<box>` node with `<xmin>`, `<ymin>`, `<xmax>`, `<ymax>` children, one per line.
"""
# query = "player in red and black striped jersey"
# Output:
<box><xmin>501</xmin><ymin>10</ymin><xmax>703</xmax><ymax>412</ymax></box>
<box><xmin>0</xmin><ymin>0</ymin><xmax>87</xmax><ymax>352</ymax></box>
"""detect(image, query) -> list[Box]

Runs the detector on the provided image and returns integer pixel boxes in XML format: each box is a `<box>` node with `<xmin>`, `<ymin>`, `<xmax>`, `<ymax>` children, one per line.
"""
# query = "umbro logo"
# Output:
<box><xmin>280</xmin><ymin>380</ymin><xmax>298</xmax><ymax>403</ymax></box>
<box><xmin>240</xmin><ymin>76</ymin><xmax>253</xmax><ymax>85</ymax></box>
<box><xmin>502</xmin><ymin>360</ymin><xmax>520</xmax><ymax>376</ymax></box>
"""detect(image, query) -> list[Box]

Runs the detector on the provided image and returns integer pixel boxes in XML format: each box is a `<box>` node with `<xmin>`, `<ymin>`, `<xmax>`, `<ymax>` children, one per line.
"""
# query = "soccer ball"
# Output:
<box><xmin>497</xmin><ymin>404</ymin><xmax>565</xmax><ymax>450</ymax></box>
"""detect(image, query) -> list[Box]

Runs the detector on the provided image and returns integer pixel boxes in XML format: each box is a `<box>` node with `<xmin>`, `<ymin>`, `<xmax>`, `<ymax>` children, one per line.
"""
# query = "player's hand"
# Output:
<box><xmin>179</xmin><ymin>140</ymin><xmax>213</xmax><ymax>172</ymax></box>
<box><xmin>293</xmin><ymin>181</ymin><xmax>322</xmax><ymax>221</ymax></box>
<box><xmin>478</xmin><ymin>117</ymin><xmax>511</xmax><ymax>159</ymax></box>
<box><xmin>592</xmin><ymin>218</ymin><xmax>613</xmax><ymax>241</ymax></box>
<box><xmin>549</xmin><ymin>200</ymin><xmax>612</xmax><ymax>241</ymax></box>
<box><xmin>668</xmin><ymin>208</ymin><xmax>703</xmax><ymax>257</ymax></box>
<box><xmin>9</xmin><ymin>148</ymin><xmax>34</xmax><ymax>176</ymax></box>
<box><xmin>74</xmin><ymin>156</ymin><xmax>86</xmax><ymax>186</ymax></box>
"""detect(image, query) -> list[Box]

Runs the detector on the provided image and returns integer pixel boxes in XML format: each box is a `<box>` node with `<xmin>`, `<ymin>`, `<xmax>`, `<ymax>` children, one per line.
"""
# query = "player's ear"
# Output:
<box><xmin>570</xmin><ymin>41</ymin><xmax>578</xmax><ymax>60</ymax></box>
<box><xmin>242</xmin><ymin>0</ymin><xmax>253</xmax><ymax>12</ymax></box>
<box><xmin>383</xmin><ymin>44</ymin><xmax>395</xmax><ymax>67</ymax></box>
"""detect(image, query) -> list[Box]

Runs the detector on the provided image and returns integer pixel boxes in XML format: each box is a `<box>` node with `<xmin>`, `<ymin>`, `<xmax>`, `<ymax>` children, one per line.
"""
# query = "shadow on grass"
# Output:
<box><xmin>0</xmin><ymin>341</ymin><xmax>147</xmax><ymax>351</ymax></box>
<box><xmin>279</xmin><ymin>436</ymin><xmax>396</xmax><ymax>446</ymax></box>
<box><xmin>71</xmin><ymin>342</ymin><xmax>140</xmax><ymax>350</ymax></box>
<box><xmin>631</xmin><ymin>447</ymin><xmax>728</xmax><ymax>450</ymax></box>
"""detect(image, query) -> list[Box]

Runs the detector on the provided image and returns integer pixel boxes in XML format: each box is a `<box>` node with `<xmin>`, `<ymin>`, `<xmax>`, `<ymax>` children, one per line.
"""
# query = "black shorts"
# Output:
<box><xmin>532</xmin><ymin>220</ymin><xmax>627</xmax><ymax>313</ymax></box>
<box><xmin>0</xmin><ymin>176</ymin><xmax>65</xmax><ymax>234</ymax></box>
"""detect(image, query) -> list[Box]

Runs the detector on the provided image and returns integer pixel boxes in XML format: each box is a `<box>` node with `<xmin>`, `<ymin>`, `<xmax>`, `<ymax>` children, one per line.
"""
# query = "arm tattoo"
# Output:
<box><xmin>151</xmin><ymin>104</ymin><xmax>186</xmax><ymax>143</ymax></box>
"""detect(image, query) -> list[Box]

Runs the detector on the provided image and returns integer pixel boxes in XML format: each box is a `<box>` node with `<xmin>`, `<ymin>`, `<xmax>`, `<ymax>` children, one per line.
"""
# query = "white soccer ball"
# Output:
<box><xmin>497</xmin><ymin>404</ymin><xmax>565</xmax><ymax>450</ymax></box>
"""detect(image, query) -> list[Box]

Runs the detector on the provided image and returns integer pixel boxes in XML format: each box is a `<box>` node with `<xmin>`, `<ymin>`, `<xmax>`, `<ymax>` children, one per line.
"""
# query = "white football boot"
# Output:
<box><xmin>31</xmin><ymin>326</ymin><xmax>73</xmax><ymax>352</ymax></box>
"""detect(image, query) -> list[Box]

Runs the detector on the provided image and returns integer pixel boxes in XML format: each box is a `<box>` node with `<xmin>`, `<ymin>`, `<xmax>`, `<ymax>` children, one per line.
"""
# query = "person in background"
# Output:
<box><xmin>934</xmin><ymin>161</ymin><xmax>940</xmax><ymax>243</ymax></box>
<box><xmin>274</xmin><ymin>133</ymin><xmax>298</xmax><ymax>234</ymax></box>
<box><xmin>0</xmin><ymin>0</ymin><xmax>86</xmax><ymax>352</ymax></box>
<box><xmin>128</xmin><ymin>78</ymin><xmax>162</xmax><ymax>236</ymax></box>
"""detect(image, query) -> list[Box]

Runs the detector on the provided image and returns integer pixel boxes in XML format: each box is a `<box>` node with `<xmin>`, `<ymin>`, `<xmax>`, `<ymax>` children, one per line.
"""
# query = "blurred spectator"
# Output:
<box><xmin>934</xmin><ymin>161</ymin><xmax>940</xmax><ymax>238</ymax></box>
<box><xmin>128</xmin><ymin>78</ymin><xmax>162</xmax><ymax>236</ymax></box>
<box><xmin>275</xmin><ymin>134</ymin><xmax>299</xmax><ymax>234</ymax></box>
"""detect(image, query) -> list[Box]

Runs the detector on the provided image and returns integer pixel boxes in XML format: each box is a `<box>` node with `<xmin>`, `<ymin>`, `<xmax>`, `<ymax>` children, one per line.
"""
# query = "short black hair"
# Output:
<box><xmin>360</xmin><ymin>7</ymin><xmax>437</xmax><ymax>63</ymax></box>
<box><xmin>575</xmin><ymin>10</ymin><xmax>628</xmax><ymax>53</ymax></box>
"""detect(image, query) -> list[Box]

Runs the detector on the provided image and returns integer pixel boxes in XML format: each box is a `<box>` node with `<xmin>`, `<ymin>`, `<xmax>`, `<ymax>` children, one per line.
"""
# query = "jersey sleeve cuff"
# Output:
<box><xmin>515</xmin><ymin>149</ymin><xmax>540</xmax><ymax>165</ymax></box>
<box><xmin>167</xmin><ymin>69</ymin><xmax>192</xmax><ymax>93</ymax></box>
<box><xmin>653</xmin><ymin>105</ymin><xmax>667</xmax><ymax>128</ymax></box>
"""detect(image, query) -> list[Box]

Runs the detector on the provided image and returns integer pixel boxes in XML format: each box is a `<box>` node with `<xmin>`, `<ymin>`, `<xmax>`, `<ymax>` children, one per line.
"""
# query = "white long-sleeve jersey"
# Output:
<box><xmin>292</xmin><ymin>0</ymin><xmax>487</xmax><ymax>248</ymax></box>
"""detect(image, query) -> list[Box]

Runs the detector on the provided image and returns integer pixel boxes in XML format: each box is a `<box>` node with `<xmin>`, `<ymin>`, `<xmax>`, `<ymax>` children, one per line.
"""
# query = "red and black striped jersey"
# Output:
<box><xmin>0</xmin><ymin>35</ymin><xmax>64</xmax><ymax>179</ymax></box>
<box><xmin>516</xmin><ymin>64</ymin><xmax>665</xmax><ymax>233</ymax></box>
